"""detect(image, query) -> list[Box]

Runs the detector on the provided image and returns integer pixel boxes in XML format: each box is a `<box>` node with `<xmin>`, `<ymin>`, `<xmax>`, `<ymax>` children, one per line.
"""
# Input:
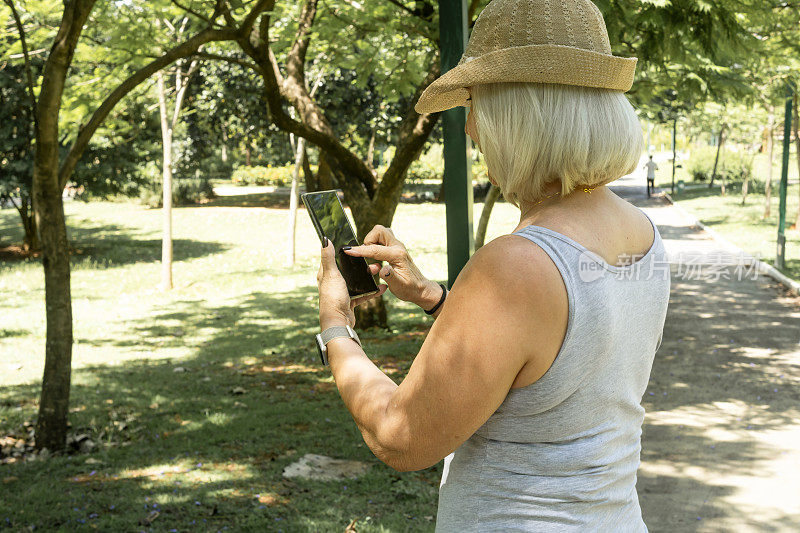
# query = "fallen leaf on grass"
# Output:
<box><xmin>2</xmin><ymin>476</ymin><xmax>19</xmax><ymax>483</ymax></box>
<box><xmin>257</xmin><ymin>493</ymin><xmax>290</xmax><ymax>506</ymax></box>
<box><xmin>139</xmin><ymin>510</ymin><xmax>159</xmax><ymax>526</ymax></box>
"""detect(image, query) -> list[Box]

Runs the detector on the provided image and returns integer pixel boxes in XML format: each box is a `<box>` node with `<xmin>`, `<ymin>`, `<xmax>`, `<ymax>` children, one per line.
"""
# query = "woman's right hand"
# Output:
<box><xmin>343</xmin><ymin>225</ymin><xmax>444</xmax><ymax>311</ymax></box>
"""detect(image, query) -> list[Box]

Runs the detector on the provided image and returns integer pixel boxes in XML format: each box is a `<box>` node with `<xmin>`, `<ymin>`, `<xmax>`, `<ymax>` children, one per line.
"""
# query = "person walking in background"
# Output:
<box><xmin>644</xmin><ymin>155</ymin><xmax>658</xmax><ymax>198</ymax></box>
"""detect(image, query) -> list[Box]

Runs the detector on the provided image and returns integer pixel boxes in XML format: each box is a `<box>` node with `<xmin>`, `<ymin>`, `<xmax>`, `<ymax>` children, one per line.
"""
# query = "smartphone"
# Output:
<box><xmin>301</xmin><ymin>190</ymin><xmax>380</xmax><ymax>299</ymax></box>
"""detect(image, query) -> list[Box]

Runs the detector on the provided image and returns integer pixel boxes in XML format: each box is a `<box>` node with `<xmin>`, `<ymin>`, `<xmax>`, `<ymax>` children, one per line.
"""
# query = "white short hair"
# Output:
<box><xmin>471</xmin><ymin>82</ymin><xmax>643</xmax><ymax>208</ymax></box>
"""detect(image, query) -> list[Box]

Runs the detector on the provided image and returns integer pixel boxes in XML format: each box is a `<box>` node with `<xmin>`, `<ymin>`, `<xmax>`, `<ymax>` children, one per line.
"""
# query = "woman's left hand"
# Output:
<box><xmin>317</xmin><ymin>238</ymin><xmax>388</xmax><ymax>330</ymax></box>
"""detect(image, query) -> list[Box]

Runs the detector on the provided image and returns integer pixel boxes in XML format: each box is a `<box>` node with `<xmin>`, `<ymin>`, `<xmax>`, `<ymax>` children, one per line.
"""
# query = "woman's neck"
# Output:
<box><xmin>517</xmin><ymin>184</ymin><xmax>606</xmax><ymax>228</ymax></box>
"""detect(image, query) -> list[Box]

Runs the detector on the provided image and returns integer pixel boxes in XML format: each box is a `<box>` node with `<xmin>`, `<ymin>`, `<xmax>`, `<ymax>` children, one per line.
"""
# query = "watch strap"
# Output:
<box><xmin>320</xmin><ymin>325</ymin><xmax>361</xmax><ymax>347</ymax></box>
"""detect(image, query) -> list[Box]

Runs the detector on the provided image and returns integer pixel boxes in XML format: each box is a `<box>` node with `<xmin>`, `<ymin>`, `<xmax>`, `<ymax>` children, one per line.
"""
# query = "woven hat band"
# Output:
<box><xmin>414</xmin><ymin>44</ymin><xmax>637</xmax><ymax>114</ymax></box>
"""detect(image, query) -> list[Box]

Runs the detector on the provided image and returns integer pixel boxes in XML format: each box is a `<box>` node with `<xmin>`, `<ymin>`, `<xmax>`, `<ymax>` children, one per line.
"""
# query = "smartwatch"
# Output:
<box><xmin>315</xmin><ymin>325</ymin><xmax>362</xmax><ymax>366</ymax></box>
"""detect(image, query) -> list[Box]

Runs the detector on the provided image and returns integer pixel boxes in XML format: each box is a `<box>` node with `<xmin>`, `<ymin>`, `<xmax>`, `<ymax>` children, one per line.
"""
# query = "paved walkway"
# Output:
<box><xmin>610</xmin><ymin>174</ymin><xmax>800</xmax><ymax>532</ymax></box>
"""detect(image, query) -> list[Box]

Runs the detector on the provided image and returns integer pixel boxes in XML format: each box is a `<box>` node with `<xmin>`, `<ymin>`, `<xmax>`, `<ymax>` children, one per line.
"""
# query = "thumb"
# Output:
<box><xmin>321</xmin><ymin>237</ymin><xmax>337</xmax><ymax>274</ymax></box>
<box><xmin>379</xmin><ymin>263</ymin><xmax>394</xmax><ymax>281</ymax></box>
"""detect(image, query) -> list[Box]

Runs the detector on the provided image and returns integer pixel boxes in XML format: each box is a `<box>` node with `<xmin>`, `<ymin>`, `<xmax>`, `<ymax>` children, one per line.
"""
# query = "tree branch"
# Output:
<box><xmin>58</xmin><ymin>0</ymin><xmax>274</xmax><ymax>190</ymax></box>
<box><xmin>286</xmin><ymin>0</ymin><xmax>317</xmax><ymax>88</ymax></box>
<box><xmin>193</xmin><ymin>51</ymin><xmax>263</xmax><ymax>74</ymax></box>
<box><xmin>468</xmin><ymin>0</ymin><xmax>481</xmax><ymax>24</ymax></box>
<box><xmin>3</xmin><ymin>0</ymin><xmax>37</xmax><ymax>132</ymax></box>
<box><xmin>372</xmin><ymin>56</ymin><xmax>441</xmax><ymax>219</ymax></box>
<box><xmin>385</xmin><ymin>0</ymin><xmax>416</xmax><ymax>16</ymax></box>
<box><xmin>170</xmin><ymin>0</ymin><xmax>212</xmax><ymax>24</ymax></box>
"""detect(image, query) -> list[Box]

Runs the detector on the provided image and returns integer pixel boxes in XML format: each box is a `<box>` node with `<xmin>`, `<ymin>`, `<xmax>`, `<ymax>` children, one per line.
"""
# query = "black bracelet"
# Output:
<box><xmin>424</xmin><ymin>283</ymin><xmax>448</xmax><ymax>315</ymax></box>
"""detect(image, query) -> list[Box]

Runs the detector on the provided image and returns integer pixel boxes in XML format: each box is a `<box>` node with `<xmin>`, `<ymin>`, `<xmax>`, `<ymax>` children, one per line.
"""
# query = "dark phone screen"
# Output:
<box><xmin>302</xmin><ymin>191</ymin><xmax>379</xmax><ymax>298</ymax></box>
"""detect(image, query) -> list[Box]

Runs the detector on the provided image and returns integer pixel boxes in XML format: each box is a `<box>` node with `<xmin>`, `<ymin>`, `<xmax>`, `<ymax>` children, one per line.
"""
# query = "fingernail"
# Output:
<box><xmin>322</xmin><ymin>237</ymin><xmax>329</xmax><ymax>247</ymax></box>
<box><xmin>342</xmin><ymin>245</ymin><xmax>351</xmax><ymax>251</ymax></box>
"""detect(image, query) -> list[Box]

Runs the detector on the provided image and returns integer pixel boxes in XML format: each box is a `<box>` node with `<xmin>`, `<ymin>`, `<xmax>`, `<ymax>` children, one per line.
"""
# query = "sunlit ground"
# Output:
<box><xmin>2</xmin><ymin>193</ymin><xmax>799</xmax><ymax>531</ymax></box>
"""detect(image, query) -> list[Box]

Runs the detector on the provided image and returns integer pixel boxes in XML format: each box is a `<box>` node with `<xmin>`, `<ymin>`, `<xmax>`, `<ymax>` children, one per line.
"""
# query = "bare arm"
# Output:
<box><xmin>327</xmin><ymin>235</ymin><xmax>568</xmax><ymax>471</ymax></box>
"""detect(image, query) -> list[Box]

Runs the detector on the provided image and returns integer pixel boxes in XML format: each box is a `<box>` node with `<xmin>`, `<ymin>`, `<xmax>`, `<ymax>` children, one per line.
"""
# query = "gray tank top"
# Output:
<box><xmin>436</xmin><ymin>211</ymin><xmax>670</xmax><ymax>532</ymax></box>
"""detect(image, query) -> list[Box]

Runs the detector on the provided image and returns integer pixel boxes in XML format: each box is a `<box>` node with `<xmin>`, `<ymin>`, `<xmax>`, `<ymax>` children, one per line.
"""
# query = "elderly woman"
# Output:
<box><xmin>315</xmin><ymin>0</ymin><xmax>670</xmax><ymax>530</ymax></box>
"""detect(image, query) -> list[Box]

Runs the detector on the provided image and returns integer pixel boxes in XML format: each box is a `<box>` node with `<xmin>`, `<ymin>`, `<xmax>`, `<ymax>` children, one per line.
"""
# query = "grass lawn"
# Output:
<box><xmin>0</xmin><ymin>197</ymin><xmax>522</xmax><ymax>531</ymax></box>
<box><xmin>652</xmin><ymin>152</ymin><xmax>800</xmax><ymax>282</ymax></box>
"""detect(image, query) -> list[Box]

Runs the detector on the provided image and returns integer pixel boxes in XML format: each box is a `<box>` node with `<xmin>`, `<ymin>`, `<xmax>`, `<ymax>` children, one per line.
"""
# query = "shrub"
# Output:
<box><xmin>686</xmin><ymin>146</ymin><xmax>718</xmax><ymax>181</ymax></box>
<box><xmin>140</xmin><ymin>176</ymin><xmax>215</xmax><ymax>208</ymax></box>
<box><xmin>407</xmin><ymin>158</ymin><xmax>441</xmax><ymax>183</ymax></box>
<box><xmin>686</xmin><ymin>145</ymin><xmax>753</xmax><ymax>183</ymax></box>
<box><xmin>230</xmin><ymin>165</ymin><xmax>318</xmax><ymax>187</ymax></box>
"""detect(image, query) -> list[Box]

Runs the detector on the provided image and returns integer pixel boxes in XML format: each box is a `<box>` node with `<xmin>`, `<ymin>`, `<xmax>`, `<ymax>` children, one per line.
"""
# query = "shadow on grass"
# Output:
<box><xmin>0</xmin><ymin>286</ymin><xmax>438</xmax><ymax>531</ymax></box>
<box><xmin>1</xmin><ymin>209</ymin><xmax>228</xmax><ymax>269</ymax></box>
<box><xmin>2</xmin><ymin>193</ymin><xmax>799</xmax><ymax>529</ymax></box>
<box><xmin>66</xmin><ymin>221</ymin><xmax>229</xmax><ymax>268</ymax></box>
<box><xmin>0</xmin><ymin>209</ymin><xmax>25</xmax><ymax>249</ymax></box>
<box><xmin>0</xmin><ymin>328</ymin><xmax>31</xmax><ymax>338</ymax></box>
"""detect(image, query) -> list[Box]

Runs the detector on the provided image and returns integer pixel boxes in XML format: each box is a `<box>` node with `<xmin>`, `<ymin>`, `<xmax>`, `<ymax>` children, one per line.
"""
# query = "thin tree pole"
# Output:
<box><xmin>474</xmin><ymin>184</ymin><xmax>501</xmax><ymax>249</ymax></box>
<box><xmin>764</xmin><ymin>110</ymin><xmax>775</xmax><ymax>219</ymax></box>
<box><xmin>671</xmin><ymin>118</ymin><xmax>677</xmax><ymax>195</ymax></box>
<box><xmin>286</xmin><ymin>71</ymin><xmax>324</xmax><ymax>267</ymax></box>
<box><xmin>157</xmin><ymin>71</ymin><xmax>174</xmax><ymax>290</ymax></box>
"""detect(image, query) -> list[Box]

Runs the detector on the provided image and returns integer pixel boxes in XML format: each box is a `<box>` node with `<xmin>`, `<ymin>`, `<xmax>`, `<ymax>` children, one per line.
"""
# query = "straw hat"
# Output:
<box><xmin>415</xmin><ymin>0</ymin><xmax>637</xmax><ymax>114</ymax></box>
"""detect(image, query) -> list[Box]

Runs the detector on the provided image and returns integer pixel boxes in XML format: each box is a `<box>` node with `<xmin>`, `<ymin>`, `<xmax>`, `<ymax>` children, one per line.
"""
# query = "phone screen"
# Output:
<box><xmin>302</xmin><ymin>190</ymin><xmax>379</xmax><ymax>298</ymax></box>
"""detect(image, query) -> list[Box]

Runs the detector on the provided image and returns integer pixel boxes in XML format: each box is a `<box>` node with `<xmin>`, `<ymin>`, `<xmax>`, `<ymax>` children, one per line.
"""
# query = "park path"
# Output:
<box><xmin>609</xmin><ymin>173</ymin><xmax>800</xmax><ymax>532</ymax></box>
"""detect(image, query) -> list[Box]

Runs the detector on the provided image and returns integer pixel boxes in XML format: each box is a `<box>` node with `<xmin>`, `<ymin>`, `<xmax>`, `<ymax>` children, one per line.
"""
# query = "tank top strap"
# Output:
<box><xmin>503</xmin><ymin>227</ymin><xmax>590</xmax><ymax>412</ymax></box>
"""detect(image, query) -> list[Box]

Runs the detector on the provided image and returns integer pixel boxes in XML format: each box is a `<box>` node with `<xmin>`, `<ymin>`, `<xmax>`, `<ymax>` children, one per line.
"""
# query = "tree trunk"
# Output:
<box><xmin>221</xmin><ymin>124</ymin><xmax>229</xmax><ymax>164</ymax></box>
<box><xmin>29</xmin><ymin>0</ymin><xmax>273</xmax><ymax>452</ymax></box>
<box><xmin>10</xmin><ymin>194</ymin><xmax>40</xmax><ymax>251</ymax></box>
<box><xmin>764</xmin><ymin>112</ymin><xmax>775</xmax><ymax>220</ymax></box>
<box><xmin>22</xmin><ymin>201</ymin><xmax>40</xmax><ymax>251</ymax></box>
<box><xmin>236</xmin><ymin>0</ymin><xmax>441</xmax><ymax>329</ymax></box>
<box><xmin>24</xmin><ymin>209</ymin><xmax>39</xmax><ymax>251</ymax></box>
<box><xmin>301</xmin><ymin>145</ymin><xmax>316</xmax><ymax>192</ymax></box>
<box><xmin>353</xmin><ymin>210</ymin><xmax>388</xmax><ymax>329</ymax></box>
<box><xmin>366</xmin><ymin>128</ymin><xmax>376</xmax><ymax>172</ymax></box>
<box><xmin>710</xmin><ymin>125</ymin><xmax>725</xmax><ymax>192</ymax></box>
<box><xmin>354</xmin><ymin>294</ymin><xmax>388</xmax><ymax>329</ymax></box>
<box><xmin>33</xmin><ymin>173</ymin><xmax>74</xmax><ymax>452</ymax></box>
<box><xmin>741</xmin><ymin>151</ymin><xmax>756</xmax><ymax>206</ymax></box>
<box><xmin>316</xmin><ymin>153</ymin><xmax>334</xmax><ymax>190</ymax></box>
<box><xmin>157</xmin><ymin>71</ymin><xmax>174</xmax><ymax>290</ymax></box>
<box><xmin>157</xmin><ymin>57</ymin><xmax>196</xmax><ymax>289</ymax></box>
<box><xmin>32</xmin><ymin>0</ymin><xmax>97</xmax><ymax>452</ymax></box>
<box><xmin>245</xmin><ymin>141</ymin><xmax>251</xmax><ymax>166</ymax></box>
<box><xmin>475</xmin><ymin>185</ymin><xmax>501</xmax><ymax>249</ymax></box>
<box><xmin>286</xmin><ymin>136</ymin><xmax>306</xmax><ymax>266</ymax></box>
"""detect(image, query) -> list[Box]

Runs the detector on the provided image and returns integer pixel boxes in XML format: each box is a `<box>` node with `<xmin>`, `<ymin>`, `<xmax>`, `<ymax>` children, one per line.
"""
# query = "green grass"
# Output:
<box><xmin>652</xmin><ymin>152</ymin><xmax>800</xmax><ymax>282</ymax></box>
<box><xmin>0</xmin><ymin>198</ymin><xmax>522</xmax><ymax>532</ymax></box>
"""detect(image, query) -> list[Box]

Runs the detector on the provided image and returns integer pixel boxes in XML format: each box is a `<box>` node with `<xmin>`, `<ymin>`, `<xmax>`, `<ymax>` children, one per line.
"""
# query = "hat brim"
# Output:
<box><xmin>414</xmin><ymin>44</ymin><xmax>637</xmax><ymax>114</ymax></box>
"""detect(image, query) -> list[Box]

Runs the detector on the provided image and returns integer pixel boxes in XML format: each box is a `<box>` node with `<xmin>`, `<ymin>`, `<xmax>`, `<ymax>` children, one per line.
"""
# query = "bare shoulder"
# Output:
<box><xmin>460</xmin><ymin>233</ymin><xmax>564</xmax><ymax>296</ymax></box>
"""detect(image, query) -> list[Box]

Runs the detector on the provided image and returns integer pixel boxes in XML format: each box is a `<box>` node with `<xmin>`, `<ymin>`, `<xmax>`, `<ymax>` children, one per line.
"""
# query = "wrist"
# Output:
<box><xmin>320</xmin><ymin>315</ymin><xmax>351</xmax><ymax>331</ymax></box>
<box><xmin>415</xmin><ymin>279</ymin><xmax>445</xmax><ymax>311</ymax></box>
